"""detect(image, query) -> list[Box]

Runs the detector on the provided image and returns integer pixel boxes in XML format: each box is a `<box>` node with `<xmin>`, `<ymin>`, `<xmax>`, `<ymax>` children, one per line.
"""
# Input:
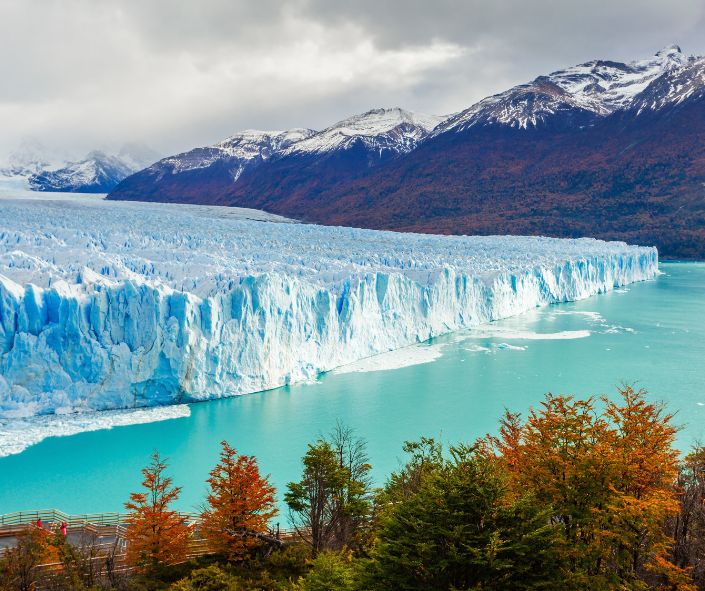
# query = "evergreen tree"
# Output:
<box><xmin>294</xmin><ymin>551</ymin><xmax>358</xmax><ymax>591</ymax></box>
<box><xmin>370</xmin><ymin>443</ymin><xmax>562</xmax><ymax>591</ymax></box>
<box><xmin>285</xmin><ymin>441</ymin><xmax>349</xmax><ymax>556</ymax></box>
<box><xmin>285</xmin><ymin>425</ymin><xmax>372</xmax><ymax>555</ymax></box>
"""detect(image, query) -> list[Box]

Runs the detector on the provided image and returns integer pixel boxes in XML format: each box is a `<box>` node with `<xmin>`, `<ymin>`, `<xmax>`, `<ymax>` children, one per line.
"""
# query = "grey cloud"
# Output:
<box><xmin>1</xmin><ymin>0</ymin><xmax>704</xmax><ymax>161</ymax></box>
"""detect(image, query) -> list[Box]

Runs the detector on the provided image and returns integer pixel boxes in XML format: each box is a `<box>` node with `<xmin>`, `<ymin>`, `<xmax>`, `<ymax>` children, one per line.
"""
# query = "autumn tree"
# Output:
<box><xmin>125</xmin><ymin>451</ymin><xmax>191</xmax><ymax>572</ymax></box>
<box><xmin>485</xmin><ymin>386</ymin><xmax>691</xmax><ymax>590</ymax></box>
<box><xmin>201</xmin><ymin>440</ymin><xmax>278</xmax><ymax>561</ymax></box>
<box><xmin>0</xmin><ymin>526</ymin><xmax>53</xmax><ymax>591</ymax></box>
<box><xmin>604</xmin><ymin>387</ymin><xmax>684</xmax><ymax>586</ymax></box>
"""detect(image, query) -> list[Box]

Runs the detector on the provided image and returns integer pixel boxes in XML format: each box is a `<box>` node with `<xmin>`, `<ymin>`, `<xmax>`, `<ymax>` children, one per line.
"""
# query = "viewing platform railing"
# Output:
<box><xmin>0</xmin><ymin>508</ymin><xmax>201</xmax><ymax>530</ymax></box>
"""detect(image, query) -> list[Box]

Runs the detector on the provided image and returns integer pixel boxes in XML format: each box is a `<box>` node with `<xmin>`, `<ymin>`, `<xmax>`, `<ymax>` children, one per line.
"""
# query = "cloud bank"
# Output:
<box><xmin>1</xmin><ymin>0</ymin><xmax>704</xmax><ymax>160</ymax></box>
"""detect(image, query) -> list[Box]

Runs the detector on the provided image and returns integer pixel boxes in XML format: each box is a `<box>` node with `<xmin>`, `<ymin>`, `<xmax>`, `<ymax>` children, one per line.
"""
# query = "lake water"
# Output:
<box><xmin>0</xmin><ymin>262</ymin><xmax>703</xmax><ymax>517</ymax></box>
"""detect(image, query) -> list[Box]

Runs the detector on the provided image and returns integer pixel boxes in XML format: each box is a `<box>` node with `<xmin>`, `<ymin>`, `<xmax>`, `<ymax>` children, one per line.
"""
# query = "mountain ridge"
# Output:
<box><xmin>108</xmin><ymin>46</ymin><xmax>705</xmax><ymax>258</ymax></box>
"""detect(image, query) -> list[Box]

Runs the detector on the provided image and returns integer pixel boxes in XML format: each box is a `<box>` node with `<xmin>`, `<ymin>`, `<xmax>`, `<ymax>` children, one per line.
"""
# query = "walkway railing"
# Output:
<box><xmin>0</xmin><ymin>508</ymin><xmax>201</xmax><ymax>530</ymax></box>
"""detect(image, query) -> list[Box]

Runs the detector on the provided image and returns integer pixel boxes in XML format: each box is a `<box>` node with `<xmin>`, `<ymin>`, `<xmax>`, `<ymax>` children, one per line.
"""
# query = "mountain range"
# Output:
<box><xmin>108</xmin><ymin>45</ymin><xmax>705</xmax><ymax>258</ymax></box>
<box><xmin>1</xmin><ymin>143</ymin><xmax>160</xmax><ymax>193</ymax></box>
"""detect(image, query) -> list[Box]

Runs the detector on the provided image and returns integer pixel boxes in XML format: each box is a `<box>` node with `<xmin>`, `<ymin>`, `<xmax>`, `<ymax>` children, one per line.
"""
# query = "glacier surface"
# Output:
<box><xmin>0</xmin><ymin>193</ymin><xmax>657</xmax><ymax>420</ymax></box>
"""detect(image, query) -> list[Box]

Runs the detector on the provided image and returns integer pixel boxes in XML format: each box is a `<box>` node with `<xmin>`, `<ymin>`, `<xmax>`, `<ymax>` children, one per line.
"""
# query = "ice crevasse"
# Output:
<box><xmin>0</xmin><ymin>196</ymin><xmax>658</xmax><ymax>418</ymax></box>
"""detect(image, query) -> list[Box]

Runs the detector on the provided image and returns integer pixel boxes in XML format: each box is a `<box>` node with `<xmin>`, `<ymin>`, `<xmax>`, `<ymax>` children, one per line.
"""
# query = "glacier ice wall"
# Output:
<box><xmin>0</xmin><ymin>194</ymin><xmax>658</xmax><ymax>417</ymax></box>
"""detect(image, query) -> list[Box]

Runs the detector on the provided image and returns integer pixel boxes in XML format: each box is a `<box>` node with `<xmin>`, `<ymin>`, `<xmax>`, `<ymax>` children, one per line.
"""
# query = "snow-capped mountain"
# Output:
<box><xmin>0</xmin><ymin>140</ymin><xmax>56</xmax><ymax>178</ymax></box>
<box><xmin>435</xmin><ymin>44</ymin><xmax>692</xmax><ymax>133</ymax></box>
<box><xmin>108</xmin><ymin>108</ymin><xmax>442</xmax><ymax>204</ymax></box>
<box><xmin>2</xmin><ymin>143</ymin><xmax>160</xmax><ymax>193</ymax></box>
<box><xmin>629</xmin><ymin>54</ymin><xmax>705</xmax><ymax>114</ymax></box>
<box><xmin>29</xmin><ymin>146</ymin><xmax>160</xmax><ymax>193</ymax></box>
<box><xmin>29</xmin><ymin>151</ymin><xmax>135</xmax><ymax>193</ymax></box>
<box><xmin>147</xmin><ymin>129</ymin><xmax>314</xmax><ymax>180</ymax></box>
<box><xmin>283</xmin><ymin>108</ymin><xmax>443</xmax><ymax>156</ymax></box>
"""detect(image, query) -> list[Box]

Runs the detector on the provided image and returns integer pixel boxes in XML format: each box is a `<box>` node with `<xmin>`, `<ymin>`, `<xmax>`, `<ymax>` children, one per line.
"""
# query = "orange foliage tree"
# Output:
<box><xmin>201</xmin><ymin>440</ymin><xmax>277</xmax><ymax>561</ymax></box>
<box><xmin>0</xmin><ymin>525</ymin><xmax>56</xmax><ymax>591</ymax></box>
<box><xmin>124</xmin><ymin>451</ymin><xmax>191</xmax><ymax>572</ymax></box>
<box><xmin>484</xmin><ymin>385</ymin><xmax>692</xmax><ymax>590</ymax></box>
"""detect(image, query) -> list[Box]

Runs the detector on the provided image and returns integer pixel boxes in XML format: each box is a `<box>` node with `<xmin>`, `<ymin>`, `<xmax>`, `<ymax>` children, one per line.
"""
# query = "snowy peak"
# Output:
<box><xmin>284</xmin><ymin>108</ymin><xmax>445</xmax><ymax>156</ymax></box>
<box><xmin>214</xmin><ymin>128</ymin><xmax>316</xmax><ymax>160</ymax></box>
<box><xmin>436</xmin><ymin>45</ymin><xmax>701</xmax><ymax>133</ymax></box>
<box><xmin>28</xmin><ymin>150</ymin><xmax>151</xmax><ymax>193</ymax></box>
<box><xmin>1</xmin><ymin>142</ymin><xmax>160</xmax><ymax>193</ymax></box>
<box><xmin>1</xmin><ymin>140</ymin><xmax>56</xmax><ymax>177</ymax></box>
<box><xmin>151</xmin><ymin>128</ymin><xmax>316</xmax><ymax>182</ymax></box>
<box><xmin>158</xmin><ymin>128</ymin><xmax>315</xmax><ymax>179</ymax></box>
<box><xmin>654</xmin><ymin>44</ymin><xmax>687</xmax><ymax>64</ymax></box>
<box><xmin>629</xmin><ymin>56</ymin><xmax>705</xmax><ymax>114</ymax></box>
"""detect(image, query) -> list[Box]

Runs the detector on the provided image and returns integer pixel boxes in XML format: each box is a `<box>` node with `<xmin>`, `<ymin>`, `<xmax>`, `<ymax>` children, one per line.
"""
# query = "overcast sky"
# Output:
<box><xmin>2</xmin><ymin>0</ymin><xmax>705</xmax><ymax>162</ymax></box>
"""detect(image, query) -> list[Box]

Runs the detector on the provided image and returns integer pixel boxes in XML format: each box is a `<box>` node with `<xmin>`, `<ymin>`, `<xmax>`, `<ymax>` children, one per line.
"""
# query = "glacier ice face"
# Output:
<box><xmin>0</xmin><ymin>193</ymin><xmax>657</xmax><ymax>418</ymax></box>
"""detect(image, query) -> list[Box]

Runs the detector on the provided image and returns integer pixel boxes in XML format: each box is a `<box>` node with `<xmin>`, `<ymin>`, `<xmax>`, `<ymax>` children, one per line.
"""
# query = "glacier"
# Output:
<box><xmin>0</xmin><ymin>193</ymin><xmax>658</xmax><ymax>421</ymax></box>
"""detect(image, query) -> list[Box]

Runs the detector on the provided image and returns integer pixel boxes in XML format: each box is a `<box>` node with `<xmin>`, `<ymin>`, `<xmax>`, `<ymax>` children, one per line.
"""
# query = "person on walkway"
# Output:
<box><xmin>60</xmin><ymin>521</ymin><xmax>67</xmax><ymax>536</ymax></box>
<box><xmin>35</xmin><ymin>518</ymin><xmax>42</xmax><ymax>529</ymax></box>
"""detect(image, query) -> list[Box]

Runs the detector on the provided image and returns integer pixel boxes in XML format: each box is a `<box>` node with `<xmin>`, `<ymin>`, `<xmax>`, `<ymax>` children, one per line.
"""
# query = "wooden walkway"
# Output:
<box><xmin>0</xmin><ymin>508</ymin><xmax>297</xmax><ymax>563</ymax></box>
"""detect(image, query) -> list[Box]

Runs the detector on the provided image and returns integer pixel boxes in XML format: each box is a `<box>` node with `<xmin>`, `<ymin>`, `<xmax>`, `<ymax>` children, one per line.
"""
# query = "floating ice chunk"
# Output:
<box><xmin>333</xmin><ymin>343</ymin><xmax>444</xmax><ymax>374</ymax></box>
<box><xmin>464</xmin><ymin>327</ymin><xmax>591</xmax><ymax>340</ymax></box>
<box><xmin>0</xmin><ymin>405</ymin><xmax>191</xmax><ymax>457</ymax></box>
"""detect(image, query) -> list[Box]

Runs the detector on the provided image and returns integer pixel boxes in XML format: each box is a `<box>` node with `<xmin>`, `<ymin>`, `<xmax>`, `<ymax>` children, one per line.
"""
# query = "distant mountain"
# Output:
<box><xmin>281</xmin><ymin>108</ymin><xmax>443</xmax><ymax>156</ymax></box>
<box><xmin>1</xmin><ymin>143</ymin><xmax>160</xmax><ymax>193</ymax></box>
<box><xmin>434</xmin><ymin>45</ymin><xmax>689</xmax><ymax>133</ymax></box>
<box><xmin>1</xmin><ymin>139</ymin><xmax>55</xmax><ymax>177</ymax></box>
<box><xmin>30</xmin><ymin>145</ymin><xmax>160</xmax><ymax>193</ymax></box>
<box><xmin>107</xmin><ymin>129</ymin><xmax>315</xmax><ymax>203</ymax></box>
<box><xmin>108</xmin><ymin>46</ymin><xmax>705</xmax><ymax>258</ymax></box>
<box><xmin>108</xmin><ymin>108</ymin><xmax>442</xmax><ymax>204</ymax></box>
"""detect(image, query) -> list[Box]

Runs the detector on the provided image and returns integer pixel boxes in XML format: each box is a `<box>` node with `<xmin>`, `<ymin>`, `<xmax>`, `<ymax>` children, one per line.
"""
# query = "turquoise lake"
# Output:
<box><xmin>0</xmin><ymin>262</ymin><xmax>703</xmax><ymax>518</ymax></box>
